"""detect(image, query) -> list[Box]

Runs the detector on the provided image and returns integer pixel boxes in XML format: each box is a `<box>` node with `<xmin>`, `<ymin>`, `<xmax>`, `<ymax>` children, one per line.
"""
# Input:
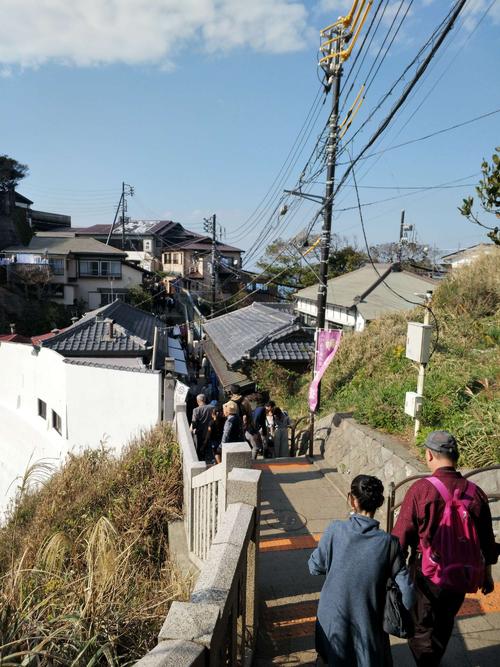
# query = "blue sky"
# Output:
<box><xmin>1</xmin><ymin>0</ymin><xmax>499</xmax><ymax>266</ymax></box>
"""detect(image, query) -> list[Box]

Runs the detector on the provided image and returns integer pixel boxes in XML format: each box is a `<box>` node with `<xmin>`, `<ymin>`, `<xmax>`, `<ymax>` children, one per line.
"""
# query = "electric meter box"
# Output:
<box><xmin>406</xmin><ymin>322</ymin><xmax>432</xmax><ymax>364</ymax></box>
<box><xmin>405</xmin><ymin>391</ymin><xmax>423</xmax><ymax>418</ymax></box>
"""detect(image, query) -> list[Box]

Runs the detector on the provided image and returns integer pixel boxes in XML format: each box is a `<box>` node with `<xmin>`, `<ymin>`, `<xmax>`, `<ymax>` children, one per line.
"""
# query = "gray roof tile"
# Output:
<box><xmin>203</xmin><ymin>302</ymin><xmax>313</xmax><ymax>365</ymax></box>
<box><xmin>42</xmin><ymin>301</ymin><xmax>171</xmax><ymax>358</ymax></box>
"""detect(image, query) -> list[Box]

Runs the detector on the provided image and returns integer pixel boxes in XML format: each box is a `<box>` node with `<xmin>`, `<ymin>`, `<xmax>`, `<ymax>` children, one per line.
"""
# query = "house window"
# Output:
<box><xmin>164</xmin><ymin>252</ymin><xmax>180</xmax><ymax>264</ymax></box>
<box><xmin>100</xmin><ymin>291</ymin><xmax>127</xmax><ymax>306</ymax></box>
<box><xmin>38</xmin><ymin>399</ymin><xmax>47</xmax><ymax>419</ymax></box>
<box><xmin>79</xmin><ymin>259</ymin><xmax>121</xmax><ymax>278</ymax></box>
<box><xmin>52</xmin><ymin>409</ymin><xmax>62</xmax><ymax>435</ymax></box>
<box><xmin>49</xmin><ymin>258</ymin><xmax>64</xmax><ymax>275</ymax></box>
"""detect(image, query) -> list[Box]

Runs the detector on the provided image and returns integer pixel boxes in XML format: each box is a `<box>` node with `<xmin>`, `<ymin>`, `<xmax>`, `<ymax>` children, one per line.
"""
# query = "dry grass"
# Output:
<box><xmin>0</xmin><ymin>423</ymin><xmax>190</xmax><ymax>665</ymax></box>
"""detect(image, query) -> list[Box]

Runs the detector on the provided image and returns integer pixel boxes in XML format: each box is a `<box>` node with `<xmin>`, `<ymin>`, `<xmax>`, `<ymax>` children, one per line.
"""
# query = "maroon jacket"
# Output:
<box><xmin>392</xmin><ymin>467</ymin><xmax>498</xmax><ymax>566</ymax></box>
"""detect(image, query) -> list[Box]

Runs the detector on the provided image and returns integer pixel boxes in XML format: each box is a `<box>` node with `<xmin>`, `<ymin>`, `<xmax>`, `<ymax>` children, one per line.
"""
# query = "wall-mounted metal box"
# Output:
<box><xmin>406</xmin><ymin>322</ymin><xmax>432</xmax><ymax>364</ymax></box>
<box><xmin>405</xmin><ymin>391</ymin><xmax>423</xmax><ymax>418</ymax></box>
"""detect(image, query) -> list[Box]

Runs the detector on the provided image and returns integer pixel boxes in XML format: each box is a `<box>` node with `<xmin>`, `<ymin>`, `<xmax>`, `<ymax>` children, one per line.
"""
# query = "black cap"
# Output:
<box><xmin>424</xmin><ymin>430</ymin><xmax>458</xmax><ymax>456</ymax></box>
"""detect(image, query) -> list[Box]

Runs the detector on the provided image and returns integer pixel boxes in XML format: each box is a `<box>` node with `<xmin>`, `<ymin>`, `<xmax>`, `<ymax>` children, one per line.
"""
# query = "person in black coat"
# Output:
<box><xmin>216</xmin><ymin>400</ymin><xmax>243</xmax><ymax>463</ymax></box>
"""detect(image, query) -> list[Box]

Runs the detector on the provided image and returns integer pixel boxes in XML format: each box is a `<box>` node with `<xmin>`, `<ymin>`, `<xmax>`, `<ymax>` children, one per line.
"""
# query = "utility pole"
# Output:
<box><xmin>106</xmin><ymin>182</ymin><xmax>134</xmax><ymax>246</ymax></box>
<box><xmin>398</xmin><ymin>210</ymin><xmax>414</xmax><ymax>264</ymax></box>
<box><xmin>414</xmin><ymin>295</ymin><xmax>432</xmax><ymax>437</ymax></box>
<box><xmin>121</xmin><ymin>181</ymin><xmax>126</xmax><ymax>249</ymax></box>
<box><xmin>308</xmin><ymin>2</ymin><xmax>373</xmax><ymax>456</ymax></box>
<box><xmin>203</xmin><ymin>214</ymin><xmax>217</xmax><ymax>317</ymax></box>
<box><xmin>311</xmin><ymin>27</ymin><xmax>343</xmax><ymax>437</ymax></box>
<box><xmin>398</xmin><ymin>210</ymin><xmax>405</xmax><ymax>263</ymax></box>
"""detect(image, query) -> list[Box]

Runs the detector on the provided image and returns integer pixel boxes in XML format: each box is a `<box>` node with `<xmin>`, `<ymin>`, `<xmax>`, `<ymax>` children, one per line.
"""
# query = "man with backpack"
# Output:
<box><xmin>392</xmin><ymin>430</ymin><xmax>497</xmax><ymax>666</ymax></box>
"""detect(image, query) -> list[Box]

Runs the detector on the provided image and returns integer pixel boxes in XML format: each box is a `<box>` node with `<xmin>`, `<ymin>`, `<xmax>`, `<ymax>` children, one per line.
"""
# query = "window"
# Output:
<box><xmin>164</xmin><ymin>252</ymin><xmax>180</xmax><ymax>264</ymax></box>
<box><xmin>79</xmin><ymin>259</ymin><xmax>121</xmax><ymax>278</ymax></box>
<box><xmin>79</xmin><ymin>260</ymin><xmax>99</xmax><ymax>276</ymax></box>
<box><xmin>49</xmin><ymin>258</ymin><xmax>64</xmax><ymax>275</ymax></box>
<box><xmin>38</xmin><ymin>399</ymin><xmax>47</xmax><ymax>419</ymax></box>
<box><xmin>100</xmin><ymin>291</ymin><xmax>127</xmax><ymax>306</ymax></box>
<box><xmin>108</xmin><ymin>261</ymin><xmax>121</xmax><ymax>276</ymax></box>
<box><xmin>52</xmin><ymin>409</ymin><xmax>62</xmax><ymax>435</ymax></box>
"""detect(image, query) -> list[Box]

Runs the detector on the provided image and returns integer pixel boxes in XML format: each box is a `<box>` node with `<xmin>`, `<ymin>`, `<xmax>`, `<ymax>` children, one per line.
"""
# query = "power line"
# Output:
<box><xmin>349</xmin><ymin>151</ymin><xmax>440</xmax><ymax>357</ymax></box>
<box><xmin>330</xmin><ymin>0</ymin><xmax>468</xmax><ymax>215</ymax></box>
<box><xmin>337</xmin><ymin>108</ymin><xmax>500</xmax><ymax>166</ymax></box>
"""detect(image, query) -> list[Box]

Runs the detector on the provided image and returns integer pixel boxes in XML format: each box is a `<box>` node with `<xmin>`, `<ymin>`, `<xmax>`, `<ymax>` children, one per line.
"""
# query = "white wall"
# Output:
<box><xmin>295</xmin><ymin>297</ymin><xmax>357</xmax><ymax>330</ymax></box>
<box><xmin>0</xmin><ymin>341</ymin><xmax>162</xmax><ymax>521</ymax></box>
<box><xmin>65</xmin><ymin>362</ymin><xmax>162</xmax><ymax>450</ymax></box>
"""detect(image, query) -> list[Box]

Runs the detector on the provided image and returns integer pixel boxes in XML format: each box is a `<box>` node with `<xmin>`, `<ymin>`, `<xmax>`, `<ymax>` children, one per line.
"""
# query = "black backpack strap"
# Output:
<box><xmin>388</xmin><ymin>536</ymin><xmax>400</xmax><ymax>579</ymax></box>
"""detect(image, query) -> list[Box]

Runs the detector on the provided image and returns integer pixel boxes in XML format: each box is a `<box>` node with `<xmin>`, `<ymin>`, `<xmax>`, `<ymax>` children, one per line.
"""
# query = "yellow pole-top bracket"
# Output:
<box><xmin>303</xmin><ymin>237</ymin><xmax>321</xmax><ymax>257</ymax></box>
<box><xmin>340</xmin><ymin>0</ymin><xmax>373</xmax><ymax>62</ymax></box>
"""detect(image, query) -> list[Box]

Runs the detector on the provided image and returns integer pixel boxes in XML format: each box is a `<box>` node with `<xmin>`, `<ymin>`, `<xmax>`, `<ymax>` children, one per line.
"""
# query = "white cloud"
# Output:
<box><xmin>461</xmin><ymin>0</ymin><xmax>500</xmax><ymax>31</ymax></box>
<box><xmin>0</xmin><ymin>0</ymin><xmax>310</xmax><ymax>69</ymax></box>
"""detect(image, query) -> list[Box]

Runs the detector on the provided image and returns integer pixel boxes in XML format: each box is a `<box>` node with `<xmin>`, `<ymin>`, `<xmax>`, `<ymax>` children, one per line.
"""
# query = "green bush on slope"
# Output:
<box><xmin>256</xmin><ymin>251</ymin><xmax>500</xmax><ymax>467</ymax></box>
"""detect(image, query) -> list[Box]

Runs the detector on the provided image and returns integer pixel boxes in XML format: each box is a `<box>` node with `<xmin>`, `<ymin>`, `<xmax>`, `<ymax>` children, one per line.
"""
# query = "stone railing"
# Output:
<box><xmin>134</xmin><ymin>405</ymin><xmax>261</xmax><ymax>665</ymax></box>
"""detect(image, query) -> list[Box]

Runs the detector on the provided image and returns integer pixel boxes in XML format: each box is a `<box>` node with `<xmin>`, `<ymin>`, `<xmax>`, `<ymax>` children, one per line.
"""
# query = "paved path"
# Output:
<box><xmin>253</xmin><ymin>457</ymin><xmax>500</xmax><ymax>666</ymax></box>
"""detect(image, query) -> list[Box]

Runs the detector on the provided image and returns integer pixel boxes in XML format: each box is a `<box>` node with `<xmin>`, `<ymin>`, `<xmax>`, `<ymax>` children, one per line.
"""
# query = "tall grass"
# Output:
<box><xmin>0</xmin><ymin>423</ymin><xmax>190</xmax><ymax>665</ymax></box>
<box><xmin>256</xmin><ymin>251</ymin><xmax>500</xmax><ymax>467</ymax></box>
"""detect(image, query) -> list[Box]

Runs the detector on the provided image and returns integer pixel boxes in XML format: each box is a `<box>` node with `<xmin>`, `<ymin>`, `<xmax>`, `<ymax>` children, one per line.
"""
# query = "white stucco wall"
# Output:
<box><xmin>65</xmin><ymin>362</ymin><xmax>162</xmax><ymax>450</ymax></box>
<box><xmin>295</xmin><ymin>297</ymin><xmax>357</xmax><ymax>330</ymax></box>
<box><xmin>0</xmin><ymin>341</ymin><xmax>162</xmax><ymax>521</ymax></box>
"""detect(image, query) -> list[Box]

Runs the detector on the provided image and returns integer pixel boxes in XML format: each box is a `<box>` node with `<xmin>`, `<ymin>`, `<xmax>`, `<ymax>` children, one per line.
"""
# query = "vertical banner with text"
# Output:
<box><xmin>308</xmin><ymin>329</ymin><xmax>342</xmax><ymax>413</ymax></box>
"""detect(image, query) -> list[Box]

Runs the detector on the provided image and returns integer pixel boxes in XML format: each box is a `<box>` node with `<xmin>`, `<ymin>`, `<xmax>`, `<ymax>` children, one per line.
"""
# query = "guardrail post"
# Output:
<box><xmin>221</xmin><ymin>443</ymin><xmax>252</xmax><ymax>512</ymax></box>
<box><xmin>227</xmin><ymin>467</ymin><xmax>261</xmax><ymax>662</ymax></box>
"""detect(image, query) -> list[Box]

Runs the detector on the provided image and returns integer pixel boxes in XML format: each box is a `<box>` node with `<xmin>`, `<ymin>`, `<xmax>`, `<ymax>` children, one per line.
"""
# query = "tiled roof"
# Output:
<box><xmin>73</xmin><ymin>220</ymin><xmax>175</xmax><ymax>235</ymax></box>
<box><xmin>203</xmin><ymin>302</ymin><xmax>313</xmax><ymax>366</ymax></box>
<box><xmin>42</xmin><ymin>301</ymin><xmax>161</xmax><ymax>356</ymax></box>
<box><xmin>63</xmin><ymin>358</ymin><xmax>157</xmax><ymax>373</ymax></box>
<box><xmin>203</xmin><ymin>339</ymin><xmax>254</xmax><ymax>392</ymax></box>
<box><xmin>254</xmin><ymin>340</ymin><xmax>313</xmax><ymax>362</ymax></box>
<box><xmin>0</xmin><ymin>333</ymin><xmax>31</xmax><ymax>343</ymax></box>
<box><xmin>173</xmin><ymin>236</ymin><xmax>243</xmax><ymax>253</ymax></box>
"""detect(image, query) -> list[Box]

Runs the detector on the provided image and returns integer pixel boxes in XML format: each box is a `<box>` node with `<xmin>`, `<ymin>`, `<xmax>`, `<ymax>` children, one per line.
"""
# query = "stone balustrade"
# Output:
<box><xmin>134</xmin><ymin>404</ymin><xmax>261</xmax><ymax>665</ymax></box>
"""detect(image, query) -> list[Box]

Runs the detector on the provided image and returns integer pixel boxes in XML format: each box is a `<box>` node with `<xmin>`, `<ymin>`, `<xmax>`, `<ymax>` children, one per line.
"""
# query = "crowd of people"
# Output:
<box><xmin>309</xmin><ymin>430</ymin><xmax>498</xmax><ymax>667</ymax></box>
<box><xmin>189</xmin><ymin>384</ymin><xmax>291</xmax><ymax>464</ymax></box>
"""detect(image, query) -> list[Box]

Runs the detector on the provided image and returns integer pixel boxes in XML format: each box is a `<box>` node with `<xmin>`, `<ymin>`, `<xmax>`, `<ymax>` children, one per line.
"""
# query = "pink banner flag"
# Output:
<box><xmin>308</xmin><ymin>329</ymin><xmax>342</xmax><ymax>413</ymax></box>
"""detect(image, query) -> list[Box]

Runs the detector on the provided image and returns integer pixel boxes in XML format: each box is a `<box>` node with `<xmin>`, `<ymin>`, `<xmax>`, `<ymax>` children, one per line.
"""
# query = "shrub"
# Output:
<box><xmin>0</xmin><ymin>423</ymin><xmax>189</xmax><ymax>665</ymax></box>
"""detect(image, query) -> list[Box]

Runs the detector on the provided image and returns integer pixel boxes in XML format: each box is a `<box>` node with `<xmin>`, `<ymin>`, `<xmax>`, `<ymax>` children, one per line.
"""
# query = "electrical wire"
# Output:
<box><xmin>349</xmin><ymin>151</ymin><xmax>440</xmax><ymax>358</ymax></box>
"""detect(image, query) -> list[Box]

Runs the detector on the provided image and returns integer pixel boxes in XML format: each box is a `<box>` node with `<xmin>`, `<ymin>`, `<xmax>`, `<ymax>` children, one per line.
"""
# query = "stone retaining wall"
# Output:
<box><xmin>314</xmin><ymin>413</ymin><xmax>500</xmax><ymax>536</ymax></box>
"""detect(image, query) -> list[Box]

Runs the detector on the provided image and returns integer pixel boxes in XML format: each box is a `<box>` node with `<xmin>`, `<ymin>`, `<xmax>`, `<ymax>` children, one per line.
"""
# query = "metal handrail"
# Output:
<box><xmin>386</xmin><ymin>464</ymin><xmax>500</xmax><ymax>532</ymax></box>
<box><xmin>290</xmin><ymin>415</ymin><xmax>309</xmax><ymax>456</ymax></box>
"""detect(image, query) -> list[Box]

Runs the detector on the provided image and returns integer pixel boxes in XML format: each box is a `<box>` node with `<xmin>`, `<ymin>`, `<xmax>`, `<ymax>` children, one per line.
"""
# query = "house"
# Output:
<box><xmin>71</xmin><ymin>220</ymin><xmax>201</xmax><ymax>272</ymax></box>
<box><xmin>2</xmin><ymin>235</ymin><xmax>147</xmax><ymax>308</ymax></box>
<box><xmin>0</xmin><ymin>190</ymin><xmax>71</xmax><ymax>250</ymax></box>
<box><xmin>162</xmin><ymin>235</ymin><xmax>244</xmax><ymax>298</ymax></box>
<box><xmin>0</xmin><ymin>300</ymin><xmax>188</xmax><ymax>514</ymax></box>
<box><xmin>38</xmin><ymin>299</ymin><xmax>188</xmax><ymax>376</ymax></box>
<box><xmin>202</xmin><ymin>302</ymin><xmax>314</xmax><ymax>394</ymax></box>
<box><xmin>441</xmin><ymin>243</ymin><xmax>498</xmax><ymax>269</ymax></box>
<box><xmin>294</xmin><ymin>263</ymin><xmax>437</xmax><ymax>332</ymax></box>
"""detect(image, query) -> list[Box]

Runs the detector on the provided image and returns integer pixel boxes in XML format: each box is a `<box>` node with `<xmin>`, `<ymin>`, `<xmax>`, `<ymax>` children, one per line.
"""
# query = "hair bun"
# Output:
<box><xmin>350</xmin><ymin>475</ymin><xmax>385</xmax><ymax>513</ymax></box>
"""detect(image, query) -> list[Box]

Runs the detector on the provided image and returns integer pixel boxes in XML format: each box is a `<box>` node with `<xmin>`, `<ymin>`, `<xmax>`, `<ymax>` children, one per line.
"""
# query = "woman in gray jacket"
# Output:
<box><xmin>309</xmin><ymin>475</ymin><xmax>414</xmax><ymax>666</ymax></box>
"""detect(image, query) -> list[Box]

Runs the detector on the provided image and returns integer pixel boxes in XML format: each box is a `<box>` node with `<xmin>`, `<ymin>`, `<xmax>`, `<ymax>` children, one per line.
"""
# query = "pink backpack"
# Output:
<box><xmin>420</xmin><ymin>477</ymin><xmax>485</xmax><ymax>593</ymax></box>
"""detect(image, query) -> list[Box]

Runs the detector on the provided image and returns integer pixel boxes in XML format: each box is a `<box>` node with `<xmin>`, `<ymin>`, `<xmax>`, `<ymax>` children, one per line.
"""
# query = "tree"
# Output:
<box><xmin>369</xmin><ymin>241</ymin><xmax>439</xmax><ymax>267</ymax></box>
<box><xmin>255</xmin><ymin>235</ymin><xmax>310</xmax><ymax>287</ymax></box>
<box><xmin>459</xmin><ymin>146</ymin><xmax>500</xmax><ymax>245</ymax></box>
<box><xmin>256</xmin><ymin>232</ymin><xmax>367</xmax><ymax>289</ymax></box>
<box><xmin>0</xmin><ymin>155</ymin><xmax>29</xmax><ymax>192</ymax></box>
